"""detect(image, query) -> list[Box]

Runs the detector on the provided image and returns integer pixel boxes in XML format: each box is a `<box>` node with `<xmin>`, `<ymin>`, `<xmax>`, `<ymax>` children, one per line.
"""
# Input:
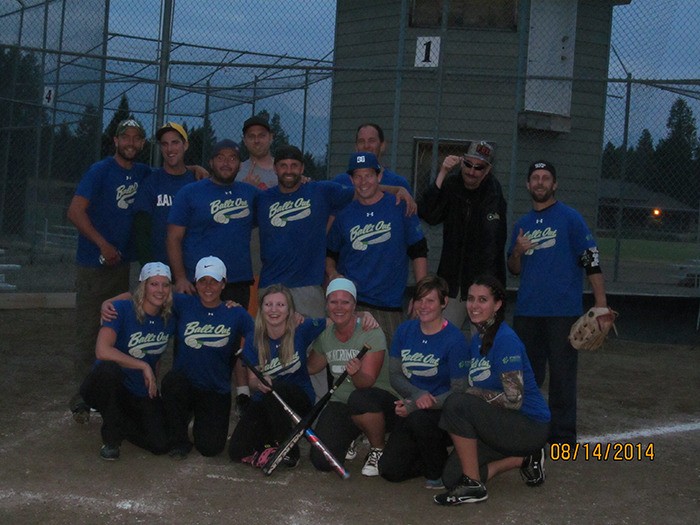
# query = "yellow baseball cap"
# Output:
<box><xmin>156</xmin><ymin>122</ymin><xmax>188</xmax><ymax>142</ymax></box>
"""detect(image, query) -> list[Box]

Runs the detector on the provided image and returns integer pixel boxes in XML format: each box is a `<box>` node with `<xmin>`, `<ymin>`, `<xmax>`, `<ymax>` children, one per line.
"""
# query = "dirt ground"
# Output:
<box><xmin>0</xmin><ymin>308</ymin><xmax>698</xmax><ymax>525</ymax></box>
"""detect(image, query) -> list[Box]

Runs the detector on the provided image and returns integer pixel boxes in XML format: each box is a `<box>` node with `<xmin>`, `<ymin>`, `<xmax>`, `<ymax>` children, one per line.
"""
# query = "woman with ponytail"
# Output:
<box><xmin>433</xmin><ymin>275</ymin><xmax>551</xmax><ymax>506</ymax></box>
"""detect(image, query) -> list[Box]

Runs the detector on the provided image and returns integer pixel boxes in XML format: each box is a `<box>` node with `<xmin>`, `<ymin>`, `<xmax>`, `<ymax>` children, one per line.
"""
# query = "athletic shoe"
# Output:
<box><xmin>424</xmin><ymin>478</ymin><xmax>445</xmax><ymax>490</ymax></box>
<box><xmin>235</xmin><ymin>394</ymin><xmax>250</xmax><ymax>417</ymax></box>
<box><xmin>520</xmin><ymin>447</ymin><xmax>546</xmax><ymax>486</ymax></box>
<box><xmin>168</xmin><ymin>445</ymin><xmax>191</xmax><ymax>460</ymax></box>
<box><xmin>100</xmin><ymin>444</ymin><xmax>120</xmax><ymax>461</ymax></box>
<box><xmin>361</xmin><ymin>448</ymin><xmax>383</xmax><ymax>477</ymax></box>
<box><xmin>70</xmin><ymin>393</ymin><xmax>90</xmax><ymax>424</ymax></box>
<box><xmin>282</xmin><ymin>447</ymin><xmax>300</xmax><ymax>469</ymax></box>
<box><xmin>433</xmin><ymin>476</ymin><xmax>488</xmax><ymax>505</ymax></box>
<box><xmin>345</xmin><ymin>438</ymin><xmax>358</xmax><ymax>460</ymax></box>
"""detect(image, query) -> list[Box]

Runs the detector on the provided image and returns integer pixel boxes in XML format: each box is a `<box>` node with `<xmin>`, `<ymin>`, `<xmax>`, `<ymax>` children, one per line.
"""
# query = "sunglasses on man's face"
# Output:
<box><xmin>462</xmin><ymin>159</ymin><xmax>488</xmax><ymax>172</ymax></box>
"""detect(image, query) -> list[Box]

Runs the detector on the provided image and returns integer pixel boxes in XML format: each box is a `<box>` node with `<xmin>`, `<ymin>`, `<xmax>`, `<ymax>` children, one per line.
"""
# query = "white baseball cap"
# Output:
<box><xmin>195</xmin><ymin>256</ymin><xmax>226</xmax><ymax>282</ymax></box>
<box><xmin>326</xmin><ymin>277</ymin><xmax>357</xmax><ymax>300</ymax></box>
<box><xmin>139</xmin><ymin>262</ymin><xmax>172</xmax><ymax>282</ymax></box>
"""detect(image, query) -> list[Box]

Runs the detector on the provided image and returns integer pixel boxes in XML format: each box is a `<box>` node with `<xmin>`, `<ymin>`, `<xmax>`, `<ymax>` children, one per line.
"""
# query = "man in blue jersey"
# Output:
<box><xmin>167</xmin><ymin>138</ymin><xmax>259</xmax><ymax>409</ymax></box>
<box><xmin>507</xmin><ymin>160</ymin><xmax>611</xmax><ymax>445</ymax></box>
<box><xmin>67</xmin><ymin>118</ymin><xmax>151</xmax><ymax>422</ymax></box>
<box><xmin>133</xmin><ymin>122</ymin><xmax>197</xmax><ymax>266</ymax></box>
<box><xmin>327</xmin><ymin>152</ymin><xmax>428</xmax><ymax>345</ymax></box>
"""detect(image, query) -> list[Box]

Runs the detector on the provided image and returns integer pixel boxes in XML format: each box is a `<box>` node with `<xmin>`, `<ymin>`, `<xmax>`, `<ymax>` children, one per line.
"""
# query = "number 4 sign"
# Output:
<box><xmin>414</xmin><ymin>36</ymin><xmax>440</xmax><ymax>68</ymax></box>
<box><xmin>43</xmin><ymin>86</ymin><xmax>55</xmax><ymax>108</ymax></box>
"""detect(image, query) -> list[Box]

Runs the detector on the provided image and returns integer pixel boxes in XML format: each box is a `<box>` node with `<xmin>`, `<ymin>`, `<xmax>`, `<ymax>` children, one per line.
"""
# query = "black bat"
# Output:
<box><xmin>235</xmin><ymin>349</ymin><xmax>350</xmax><ymax>479</ymax></box>
<box><xmin>262</xmin><ymin>344</ymin><xmax>371</xmax><ymax>476</ymax></box>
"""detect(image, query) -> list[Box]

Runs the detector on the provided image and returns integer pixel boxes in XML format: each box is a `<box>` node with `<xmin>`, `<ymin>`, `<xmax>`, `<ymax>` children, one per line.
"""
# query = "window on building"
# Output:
<box><xmin>410</xmin><ymin>0</ymin><xmax>518</xmax><ymax>30</ymax></box>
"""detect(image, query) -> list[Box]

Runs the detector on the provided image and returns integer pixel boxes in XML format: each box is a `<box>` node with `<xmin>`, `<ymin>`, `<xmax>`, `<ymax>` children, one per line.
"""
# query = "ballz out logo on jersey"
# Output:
<box><xmin>183</xmin><ymin>321</ymin><xmax>231</xmax><ymax>349</ymax></box>
<box><xmin>468</xmin><ymin>356</ymin><xmax>491</xmax><ymax>385</ymax></box>
<box><xmin>116</xmin><ymin>183</ymin><xmax>139</xmax><ymax>209</ymax></box>
<box><xmin>400</xmin><ymin>349</ymin><xmax>439</xmax><ymax>378</ymax></box>
<box><xmin>349</xmin><ymin>221</ymin><xmax>392</xmax><ymax>251</ymax></box>
<box><xmin>268</xmin><ymin>197</ymin><xmax>311</xmax><ymax>227</ymax></box>
<box><xmin>210</xmin><ymin>198</ymin><xmax>250</xmax><ymax>224</ymax></box>
<box><xmin>127</xmin><ymin>331</ymin><xmax>169</xmax><ymax>358</ymax></box>
<box><xmin>523</xmin><ymin>226</ymin><xmax>557</xmax><ymax>255</ymax></box>
<box><xmin>262</xmin><ymin>353</ymin><xmax>302</xmax><ymax>377</ymax></box>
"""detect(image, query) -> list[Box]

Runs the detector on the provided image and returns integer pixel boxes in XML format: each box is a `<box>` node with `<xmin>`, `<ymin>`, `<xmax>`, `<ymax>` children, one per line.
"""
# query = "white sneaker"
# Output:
<box><xmin>361</xmin><ymin>448</ymin><xmax>383</xmax><ymax>477</ymax></box>
<box><xmin>345</xmin><ymin>438</ymin><xmax>358</xmax><ymax>460</ymax></box>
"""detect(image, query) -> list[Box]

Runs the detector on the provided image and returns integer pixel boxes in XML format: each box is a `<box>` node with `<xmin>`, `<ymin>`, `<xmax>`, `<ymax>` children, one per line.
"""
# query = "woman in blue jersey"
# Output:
<box><xmin>80</xmin><ymin>262</ymin><xmax>175</xmax><ymax>461</ymax></box>
<box><xmin>379</xmin><ymin>274</ymin><xmax>469</xmax><ymax>488</ymax></box>
<box><xmin>161</xmin><ymin>256</ymin><xmax>254</xmax><ymax>458</ymax></box>
<box><xmin>229</xmin><ymin>284</ymin><xmax>324</xmax><ymax>468</ymax></box>
<box><xmin>433</xmin><ymin>275</ymin><xmax>551</xmax><ymax>506</ymax></box>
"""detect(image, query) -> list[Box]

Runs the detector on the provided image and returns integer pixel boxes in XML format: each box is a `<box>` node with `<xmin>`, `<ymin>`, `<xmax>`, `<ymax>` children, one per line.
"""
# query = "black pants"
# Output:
<box><xmin>80</xmin><ymin>361</ymin><xmax>169</xmax><ymax>454</ymax></box>
<box><xmin>161</xmin><ymin>370</ymin><xmax>231</xmax><ymax>457</ymax></box>
<box><xmin>513</xmin><ymin>315</ymin><xmax>578</xmax><ymax>444</ymax></box>
<box><xmin>228</xmin><ymin>382</ymin><xmax>311</xmax><ymax>461</ymax></box>
<box><xmin>310</xmin><ymin>387</ymin><xmax>398</xmax><ymax>471</ymax></box>
<box><xmin>379</xmin><ymin>409</ymin><xmax>451</xmax><ymax>482</ymax></box>
<box><xmin>439</xmin><ymin>393</ymin><xmax>550</xmax><ymax>487</ymax></box>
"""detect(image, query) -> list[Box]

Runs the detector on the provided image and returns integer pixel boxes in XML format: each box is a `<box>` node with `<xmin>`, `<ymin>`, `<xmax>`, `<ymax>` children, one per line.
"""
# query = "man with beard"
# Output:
<box><xmin>507</xmin><ymin>160</ymin><xmax>611</xmax><ymax>446</ymax></box>
<box><xmin>418</xmin><ymin>140</ymin><xmax>507</xmax><ymax>330</ymax></box>
<box><xmin>67</xmin><ymin>118</ymin><xmax>151</xmax><ymax>422</ymax></box>
<box><xmin>167</xmin><ymin>139</ymin><xmax>260</xmax><ymax>410</ymax></box>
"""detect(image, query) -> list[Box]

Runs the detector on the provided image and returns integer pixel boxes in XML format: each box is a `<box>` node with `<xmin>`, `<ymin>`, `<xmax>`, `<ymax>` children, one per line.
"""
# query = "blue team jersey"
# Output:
<box><xmin>243</xmin><ymin>318</ymin><xmax>327</xmax><ymax>403</ymax></box>
<box><xmin>467</xmin><ymin>323</ymin><xmax>550</xmax><ymax>423</ymax></box>
<box><xmin>328</xmin><ymin>193</ymin><xmax>425</xmax><ymax>308</ymax></box>
<box><xmin>132</xmin><ymin>168</ymin><xmax>197</xmax><ymax>264</ymax></box>
<box><xmin>100</xmin><ymin>299</ymin><xmax>174</xmax><ymax>397</ymax></box>
<box><xmin>74</xmin><ymin>157</ymin><xmax>150</xmax><ymax>266</ymax></box>
<box><xmin>257</xmin><ymin>181</ymin><xmax>354</xmax><ymax>288</ymax></box>
<box><xmin>390</xmin><ymin>319</ymin><xmax>468</xmax><ymax>397</ymax></box>
<box><xmin>172</xmin><ymin>294</ymin><xmax>254</xmax><ymax>394</ymax></box>
<box><xmin>508</xmin><ymin>201</ymin><xmax>597</xmax><ymax>317</ymax></box>
<box><xmin>168</xmin><ymin>178</ymin><xmax>260</xmax><ymax>283</ymax></box>
<box><xmin>333</xmin><ymin>168</ymin><xmax>412</xmax><ymax>195</ymax></box>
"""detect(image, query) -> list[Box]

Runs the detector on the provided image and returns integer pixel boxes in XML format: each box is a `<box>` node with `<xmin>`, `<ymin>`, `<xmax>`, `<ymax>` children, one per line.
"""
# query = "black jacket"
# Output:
<box><xmin>418</xmin><ymin>170</ymin><xmax>507</xmax><ymax>300</ymax></box>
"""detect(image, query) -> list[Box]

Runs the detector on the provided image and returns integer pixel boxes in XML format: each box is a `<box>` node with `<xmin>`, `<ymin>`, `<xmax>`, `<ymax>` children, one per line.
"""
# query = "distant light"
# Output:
<box><xmin>651</xmin><ymin>208</ymin><xmax>662</xmax><ymax>218</ymax></box>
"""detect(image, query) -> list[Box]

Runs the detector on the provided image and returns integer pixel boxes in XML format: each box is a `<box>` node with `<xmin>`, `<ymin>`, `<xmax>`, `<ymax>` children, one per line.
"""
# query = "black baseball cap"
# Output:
<box><xmin>274</xmin><ymin>145</ymin><xmax>304</xmax><ymax>164</ymax></box>
<box><xmin>242</xmin><ymin>116</ymin><xmax>272</xmax><ymax>134</ymax></box>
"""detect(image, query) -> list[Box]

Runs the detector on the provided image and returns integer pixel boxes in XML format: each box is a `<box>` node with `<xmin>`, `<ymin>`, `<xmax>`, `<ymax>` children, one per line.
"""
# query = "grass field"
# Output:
<box><xmin>598</xmin><ymin>237</ymin><xmax>699</xmax><ymax>263</ymax></box>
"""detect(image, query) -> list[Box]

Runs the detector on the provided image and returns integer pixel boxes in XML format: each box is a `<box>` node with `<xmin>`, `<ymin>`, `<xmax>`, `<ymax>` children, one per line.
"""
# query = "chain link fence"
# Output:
<box><xmin>0</xmin><ymin>0</ymin><xmax>698</xmax><ymax>298</ymax></box>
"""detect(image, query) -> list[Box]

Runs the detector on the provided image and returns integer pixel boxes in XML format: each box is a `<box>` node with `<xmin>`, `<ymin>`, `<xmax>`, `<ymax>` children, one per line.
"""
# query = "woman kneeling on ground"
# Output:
<box><xmin>307</xmin><ymin>277</ymin><xmax>399</xmax><ymax>477</ymax></box>
<box><xmin>434</xmin><ymin>275</ymin><xmax>550</xmax><ymax>505</ymax></box>
<box><xmin>80</xmin><ymin>262</ymin><xmax>175</xmax><ymax>460</ymax></box>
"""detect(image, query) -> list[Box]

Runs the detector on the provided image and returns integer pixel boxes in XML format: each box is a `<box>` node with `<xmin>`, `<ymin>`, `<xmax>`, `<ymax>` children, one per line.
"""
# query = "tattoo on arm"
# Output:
<box><xmin>465</xmin><ymin>370</ymin><xmax>524</xmax><ymax>410</ymax></box>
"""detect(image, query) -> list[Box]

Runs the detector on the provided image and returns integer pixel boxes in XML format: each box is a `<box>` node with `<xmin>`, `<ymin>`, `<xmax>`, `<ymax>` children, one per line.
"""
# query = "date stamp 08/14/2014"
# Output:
<box><xmin>549</xmin><ymin>442</ymin><xmax>655</xmax><ymax>462</ymax></box>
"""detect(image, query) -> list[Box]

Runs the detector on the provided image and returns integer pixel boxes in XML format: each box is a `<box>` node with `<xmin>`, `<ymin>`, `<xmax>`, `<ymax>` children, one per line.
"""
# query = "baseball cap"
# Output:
<box><xmin>156</xmin><ymin>122</ymin><xmax>188</xmax><ymax>142</ymax></box>
<box><xmin>243</xmin><ymin>115</ymin><xmax>272</xmax><ymax>134</ymax></box>
<box><xmin>274</xmin><ymin>145</ymin><xmax>304</xmax><ymax>164</ymax></box>
<box><xmin>326</xmin><ymin>277</ymin><xmax>357</xmax><ymax>301</ymax></box>
<box><xmin>211</xmin><ymin>139</ymin><xmax>240</xmax><ymax>158</ymax></box>
<box><xmin>528</xmin><ymin>160</ymin><xmax>557</xmax><ymax>180</ymax></box>
<box><xmin>139</xmin><ymin>262</ymin><xmax>172</xmax><ymax>282</ymax></box>
<box><xmin>464</xmin><ymin>141</ymin><xmax>494</xmax><ymax>165</ymax></box>
<box><xmin>195</xmin><ymin>256</ymin><xmax>226</xmax><ymax>282</ymax></box>
<box><xmin>115</xmin><ymin>118</ymin><xmax>146</xmax><ymax>138</ymax></box>
<box><xmin>346</xmin><ymin>152</ymin><xmax>381</xmax><ymax>174</ymax></box>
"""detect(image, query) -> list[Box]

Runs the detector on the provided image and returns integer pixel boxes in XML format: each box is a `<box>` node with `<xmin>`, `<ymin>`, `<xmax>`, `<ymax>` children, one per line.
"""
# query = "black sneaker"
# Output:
<box><xmin>70</xmin><ymin>393</ymin><xmax>90</xmax><ymax>424</ymax></box>
<box><xmin>433</xmin><ymin>476</ymin><xmax>488</xmax><ymax>505</ymax></box>
<box><xmin>168</xmin><ymin>445</ymin><xmax>191</xmax><ymax>460</ymax></box>
<box><xmin>520</xmin><ymin>447</ymin><xmax>546</xmax><ymax>486</ymax></box>
<box><xmin>100</xmin><ymin>444</ymin><xmax>120</xmax><ymax>461</ymax></box>
<box><xmin>282</xmin><ymin>446</ymin><xmax>300</xmax><ymax>469</ymax></box>
<box><xmin>235</xmin><ymin>394</ymin><xmax>251</xmax><ymax>417</ymax></box>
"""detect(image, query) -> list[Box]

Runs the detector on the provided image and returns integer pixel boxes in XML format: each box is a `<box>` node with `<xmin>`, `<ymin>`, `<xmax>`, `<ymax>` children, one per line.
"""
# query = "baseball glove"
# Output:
<box><xmin>568</xmin><ymin>307</ymin><xmax>618</xmax><ymax>351</ymax></box>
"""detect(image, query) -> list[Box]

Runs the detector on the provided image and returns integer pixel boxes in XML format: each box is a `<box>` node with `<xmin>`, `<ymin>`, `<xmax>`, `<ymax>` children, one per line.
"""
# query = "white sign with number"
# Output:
<box><xmin>415</xmin><ymin>36</ymin><xmax>440</xmax><ymax>68</ymax></box>
<box><xmin>43</xmin><ymin>86</ymin><xmax>55</xmax><ymax>107</ymax></box>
